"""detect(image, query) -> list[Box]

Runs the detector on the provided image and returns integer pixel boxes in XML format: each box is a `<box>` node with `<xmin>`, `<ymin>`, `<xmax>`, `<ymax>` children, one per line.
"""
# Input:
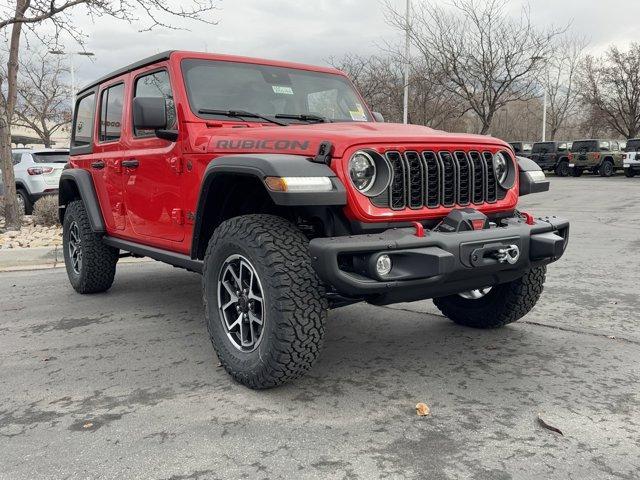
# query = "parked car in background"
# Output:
<box><xmin>508</xmin><ymin>141</ymin><xmax>533</xmax><ymax>158</ymax></box>
<box><xmin>13</xmin><ymin>148</ymin><xmax>69</xmax><ymax>214</ymax></box>
<box><xmin>530</xmin><ymin>141</ymin><xmax>572</xmax><ymax>176</ymax></box>
<box><xmin>623</xmin><ymin>138</ymin><xmax>640</xmax><ymax>177</ymax></box>
<box><xmin>569</xmin><ymin>139</ymin><xmax>624</xmax><ymax>177</ymax></box>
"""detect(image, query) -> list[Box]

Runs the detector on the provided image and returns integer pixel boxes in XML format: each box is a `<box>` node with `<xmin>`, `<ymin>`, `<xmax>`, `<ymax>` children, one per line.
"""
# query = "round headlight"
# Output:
<box><xmin>494</xmin><ymin>151</ymin><xmax>510</xmax><ymax>187</ymax></box>
<box><xmin>349</xmin><ymin>151</ymin><xmax>377</xmax><ymax>193</ymax></box>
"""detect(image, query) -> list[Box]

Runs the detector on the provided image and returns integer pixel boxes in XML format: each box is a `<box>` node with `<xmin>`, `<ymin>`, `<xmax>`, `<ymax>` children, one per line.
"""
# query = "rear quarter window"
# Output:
<box><xmin>72</xmin><ymin>93</ymin><xmax>96</xmax><ymax>147</ymax></box>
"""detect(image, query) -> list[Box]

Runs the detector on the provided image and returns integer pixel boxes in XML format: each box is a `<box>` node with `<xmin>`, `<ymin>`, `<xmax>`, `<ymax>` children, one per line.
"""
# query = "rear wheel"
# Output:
<box><xmin>555</xmin><ymin>161</ymin><xmax>570</xmax><ymax>177</ymax></box>
<box><xmin>63</xmin><ymin>200</ymin><xmax>119</xmax><ymax>294</ymax></box>
<box><xmin>203</xmin><ymin>214</ymin><xmax>328</xmax><ymax>389</ymax></box>
<box><xmin>16</xmin><ymin>189</ymin><xmax>30</xmax><ymax>215</ymax></box>
<box><xmin>599</xmin><ymin>159</ymin><xmax>614</xmax><ymax>177</ymax></box>
<box><xmin>433</xmin><ymin>267</ymin><xmax>546</xmax><ymax>329</ymax></box>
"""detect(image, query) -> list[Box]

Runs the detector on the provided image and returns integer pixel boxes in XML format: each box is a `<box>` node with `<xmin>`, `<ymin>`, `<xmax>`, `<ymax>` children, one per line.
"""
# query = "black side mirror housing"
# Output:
<box><xmin>133</xmin><ymin>97</ymin><xmax>167</xmax><ymax>130</ymax></box>
<box><xmin>372</xmin><ymin>111</ymin><xmax>385</xmax><ymax>123</ymax></box>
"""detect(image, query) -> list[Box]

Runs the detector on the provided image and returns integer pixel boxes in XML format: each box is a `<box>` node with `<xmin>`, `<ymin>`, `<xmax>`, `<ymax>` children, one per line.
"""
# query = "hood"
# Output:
<box><xmin>206</xmin><ymin>122</ymin><xmax>510</xmax><ymax>158</ymax></box>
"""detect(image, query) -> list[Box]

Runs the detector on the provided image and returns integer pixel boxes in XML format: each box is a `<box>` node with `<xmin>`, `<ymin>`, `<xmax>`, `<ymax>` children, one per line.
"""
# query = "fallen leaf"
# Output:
<box><xmin>537</xmin><ymin>414</ymin><xmax>563</xmax><ymax>436</ymax></box>
<box><xmin>217</xmin><ymin>362</ymin><xmax>223</xmax><ymax>368</ymax></box>
<box><xmin>42</xmin><ymin>357</ymin><xmax>50</xmax><ymax>362</ymax></box>
<box><xmin>416</xmin><ymin>402</ymin><xmax>430</xmax><ymax>416</ymax></box>
<box><xmin>608</xmin><ymin>335</ymin><xmax>616</xmax><ymax>340</ymax></box>
<box><xmin>485</xmin><ymin>345</ymin><xmax>497</xmax><ymax>350</ymax></box>
<box><xmin>82</xmin><ymin>422</ymin><xmax>93</xmax><ymax>429</ymax></box>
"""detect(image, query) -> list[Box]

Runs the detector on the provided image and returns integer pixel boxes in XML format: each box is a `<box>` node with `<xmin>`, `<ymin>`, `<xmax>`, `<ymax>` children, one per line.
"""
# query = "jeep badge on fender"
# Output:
<box><xmin>59</xmin><ymin>50</ymin><xmax>569</xmax><ymax>389</ymax></box>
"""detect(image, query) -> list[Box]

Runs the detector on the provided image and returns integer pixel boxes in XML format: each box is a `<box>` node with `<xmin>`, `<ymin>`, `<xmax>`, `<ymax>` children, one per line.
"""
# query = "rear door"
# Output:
<box><xmin>93</xmin><ymin>80</ymin><xmax>127</xmax><ymax>230</ymax></box>
<box><xmin>122</xmin><ymin>66</ymin><xmax>184</xmax><ymax>243</ymax></box>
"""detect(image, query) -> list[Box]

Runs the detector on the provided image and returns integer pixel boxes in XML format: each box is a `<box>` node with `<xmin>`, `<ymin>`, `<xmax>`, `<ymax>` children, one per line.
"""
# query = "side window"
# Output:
<box><xmin>611</xmin><ymin>141</ymin><xmax>619</xmax><ymax>151</ymax></box>
<box><xmin>600</xmin><ymin>141</ymin><xmax>610</xmax><ymax>151</ymax></box>
<box><xmin>134</xmin><ymin>70</ymin><xmax>176</xmax><ymax>136</ymax></box>
<box><xmin>99</xmin><ymin>83</ymin><xmax>125</xmax><ymax>142</ymax></box>
<box><xmin>72</xmin><ymin>93</ymin><xmax>96</xmax><ymax>147</ymax></box>
<box><xmin>11</xmin><ymin>153</ymin><xmax>22</xmax><ymax>165</ymax></box>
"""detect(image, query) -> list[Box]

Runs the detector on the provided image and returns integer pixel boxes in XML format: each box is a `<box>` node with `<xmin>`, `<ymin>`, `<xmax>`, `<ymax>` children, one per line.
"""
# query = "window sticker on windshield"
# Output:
<box><xmin>349</xmin><ymin>103</ymin><xmax>367</xmax><ymax>121</ymax></box>
<box><xmin>272</xmin><ymin>85</ymin><xmax>294</xmax><ymax>95</ymax></box>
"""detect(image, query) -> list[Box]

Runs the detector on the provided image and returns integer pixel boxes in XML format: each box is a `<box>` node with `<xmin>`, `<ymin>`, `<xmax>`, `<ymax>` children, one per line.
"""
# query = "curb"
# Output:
<box><xmin>0</xmin><ymin>246</ymin><xmax>150</xmax><ymax>272</ymax></box>
<box><xmin>0</xmin><ymin>246</ymin><xmax>62</xmax><ymax>270</ymax></box>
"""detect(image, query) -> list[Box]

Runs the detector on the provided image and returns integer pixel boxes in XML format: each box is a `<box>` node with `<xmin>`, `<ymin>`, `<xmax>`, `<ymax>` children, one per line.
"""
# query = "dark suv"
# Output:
<box><xmin>530</xmin><ymin>141</ymin><xmax>572</xmax><ymax>177</ymax></box>
<box><xmin>569</xmin><ymin>139</ymin><xmax>625</xmax><ymax>177</ymax></box>
<box><xmin>509</xmin><ymin>141</ymin><xmax>533</xmax><ymax>158</ymax></box>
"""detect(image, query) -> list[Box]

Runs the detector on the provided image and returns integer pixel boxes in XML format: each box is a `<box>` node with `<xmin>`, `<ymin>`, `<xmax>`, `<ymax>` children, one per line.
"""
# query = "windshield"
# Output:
<box><xmin>532</xmin><ymin>142</ymin><xmax>554</xmax><ymax>153</ymax></box>
<box><xmin>571</xmin><ymin>141</ymin><xmax>597</xmax><ymax>152</ymax></box>
<box><xmin>181</xmin><ymin>59</ymin><xmax>372</xmax><ymax>123</ymax></box>
<box><xmin>624</xmin><ymin>140</ymin><xmax>640</xmax><ymax>152</ymax></box>
<box><xmin>32</xmin><ymin>152</ymin><xmax>69</xmax><ymax>164</ymax></box>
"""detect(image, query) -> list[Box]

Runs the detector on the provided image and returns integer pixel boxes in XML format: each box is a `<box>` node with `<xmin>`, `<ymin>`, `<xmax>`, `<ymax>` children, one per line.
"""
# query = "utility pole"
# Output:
<box><xmin>49</xmin><ymin>50</ymin><xmax>95</xmax><ymax>113</ymax></box>
<box><xmin>403</xmin><ymin>0</ymin><xmax>410</xmax><ymax>124</ymax></box>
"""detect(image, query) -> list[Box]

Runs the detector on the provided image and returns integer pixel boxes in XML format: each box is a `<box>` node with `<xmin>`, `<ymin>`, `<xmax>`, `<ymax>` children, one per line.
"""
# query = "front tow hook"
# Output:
<box><xmin>488</xmin><ymin>245</ymin><xmax>520</xmax><ymax>265</ymax></box>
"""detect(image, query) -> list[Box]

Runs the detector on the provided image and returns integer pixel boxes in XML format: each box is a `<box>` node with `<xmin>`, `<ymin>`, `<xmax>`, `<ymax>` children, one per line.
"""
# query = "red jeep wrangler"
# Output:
<box><xmin>59</xmin><ymin>51</ymin><xmax>569</xmax><ymax>389</ymax></box>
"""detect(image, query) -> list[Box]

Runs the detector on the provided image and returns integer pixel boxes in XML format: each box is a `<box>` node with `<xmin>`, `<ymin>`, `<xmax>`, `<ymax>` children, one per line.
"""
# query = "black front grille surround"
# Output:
<box><xmin>371</xmin><ymin>149</ymin><xmax>508</xmax><ymax>210</ymax></box>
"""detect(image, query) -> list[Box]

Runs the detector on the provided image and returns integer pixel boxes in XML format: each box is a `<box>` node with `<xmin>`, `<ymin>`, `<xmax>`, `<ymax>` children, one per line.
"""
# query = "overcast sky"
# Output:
<box><xmin>50</xmin><ymin>0</ymin><xmax>640</xmax><ymax>88</ymax></box>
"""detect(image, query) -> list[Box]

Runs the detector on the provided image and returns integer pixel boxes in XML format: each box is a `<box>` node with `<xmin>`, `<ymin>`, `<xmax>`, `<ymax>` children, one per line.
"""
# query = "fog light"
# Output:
<box><xmin>376</xmin><ymin>254</ymin><xmax>392</xmax><ymax>276</ymax></box>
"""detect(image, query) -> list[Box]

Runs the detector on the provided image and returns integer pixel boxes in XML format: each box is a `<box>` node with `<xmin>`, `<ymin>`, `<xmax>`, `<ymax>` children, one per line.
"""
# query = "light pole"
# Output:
<box><xmin>403</xmin><ymin>0</ymin><xmax>411</xmax><ymax>124</ymax></box>
<box><xmin>49</xmin><ymin>50</ymin><xmax>95</xmax><ymax>112</ymax></box>
<box><xmin>531</xmin><ymin>55</ymin><xmax>547</xmax><ymax>142</ymax></box>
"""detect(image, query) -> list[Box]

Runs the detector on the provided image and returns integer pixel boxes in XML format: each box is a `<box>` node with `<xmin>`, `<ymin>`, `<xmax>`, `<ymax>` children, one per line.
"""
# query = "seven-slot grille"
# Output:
<box><xmin>372</xmin><ymin>150</ymin><xmax>505</xmax><ymax>210</ymax></box>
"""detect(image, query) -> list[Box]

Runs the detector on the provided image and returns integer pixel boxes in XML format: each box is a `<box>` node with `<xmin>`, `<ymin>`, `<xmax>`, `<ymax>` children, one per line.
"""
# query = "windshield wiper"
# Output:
<box><xmin>197</xmin><ymin>109</ymin><xmax>288</xmax><ymax>126</ymax></box>
<box><xmin>274</xmin><ymin>113</ymin><xmax>330</xmax><ymax>123</ymax></box>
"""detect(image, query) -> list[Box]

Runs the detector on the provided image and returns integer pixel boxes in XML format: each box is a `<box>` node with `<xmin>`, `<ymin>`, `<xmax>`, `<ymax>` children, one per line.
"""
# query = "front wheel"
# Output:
<box><xmin>203</xmin><ymin>214</ymin><xmax>328</xmax><ymax>389</ymax></box>
<box><xmin>433</xmin><ymin>266</ymin><xmax>546</xmax><ymax>328</ymax></box>
<box><xmin>624</xmin><ymin>169</ymin><xmax>636</xmax><ymax>178</ymax></box>
<box><xmin>63</xmin><ymin>200</ymin><xmax>119</xmax><ymax>293</ymax></box>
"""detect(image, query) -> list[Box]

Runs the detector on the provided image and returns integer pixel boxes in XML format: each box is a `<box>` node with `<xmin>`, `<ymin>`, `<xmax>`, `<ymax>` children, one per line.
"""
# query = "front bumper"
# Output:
<box><xmin>310</xmin><ymin>214</ymin><xmax>569</xmax><ymax>305</ymax></box>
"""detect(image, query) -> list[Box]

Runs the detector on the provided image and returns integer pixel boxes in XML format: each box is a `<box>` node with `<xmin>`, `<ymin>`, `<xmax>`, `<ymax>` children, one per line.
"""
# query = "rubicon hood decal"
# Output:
<box><xmin>216</xmin><ymin>139</ymin><xmax>310</xmax><ymax>151</ymax></box>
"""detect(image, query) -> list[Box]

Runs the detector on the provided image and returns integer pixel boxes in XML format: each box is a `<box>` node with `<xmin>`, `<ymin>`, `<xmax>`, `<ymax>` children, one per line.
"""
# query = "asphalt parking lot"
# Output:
<box><xmin>1</xmin><ymin>176</ymin><xmax>639</xmax><ymax>480</ymax></box>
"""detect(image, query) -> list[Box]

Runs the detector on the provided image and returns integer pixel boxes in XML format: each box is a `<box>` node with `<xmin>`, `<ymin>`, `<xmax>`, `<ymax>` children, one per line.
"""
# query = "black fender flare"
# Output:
<box><xmin>58</xmin><ymin>169</ymin><xmax>106</xmax><ymax>233</ymax></box>
<box><xmin>191</xmin><ymin>154</ymin><xmax>347</xmax><ymax>258</ymax></box>
<box><xmin>517</xmin><ymin>156</ymin><xmax>550</xmax><ymax>196</ymax></box>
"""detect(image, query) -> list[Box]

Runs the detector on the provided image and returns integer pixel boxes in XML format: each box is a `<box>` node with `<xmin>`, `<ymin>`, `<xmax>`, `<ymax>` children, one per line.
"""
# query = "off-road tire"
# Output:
<box><xmin>599</xmin><ymin>159</ymin><xmax>614</xmax><ymax>177</ymax></box>
<box><xmin>16</xmin><ymin>189</ymin><xmax>31</xmax><ymax>215</ymax></box>
<box><xmin>203</xmin><ymin>214</ymin><xmax>328</xmax><ymax>389</ymax></box>
<box><xmin>555</xmin><ymin>161</ymin><xmax>570</xmax><ymax>177</ymax></box>
<box><xmin>63</xmin><ymin>200</ymin><xmax>119</xmax><ymax>294</ymax></box>
<box><xmin>571</xmin><ymin>167</ymin><xmax>583</xmax><ymax>177</ymax></box>
<box><xmin>625</xmin><ymin>169</ymin><xmax>636</xmax><ymax>178</ymax></box>
<box><xmin>433</xmin><ymin>266</ymin><xmax>547</xmax><ymax>329</ymax></box>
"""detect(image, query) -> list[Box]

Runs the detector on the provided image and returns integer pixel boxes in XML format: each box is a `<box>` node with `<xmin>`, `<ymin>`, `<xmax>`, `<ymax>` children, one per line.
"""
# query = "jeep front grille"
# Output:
<box><xmin>372</xmin><ymin>150</ymin><xmax>505</xmax><ymax>210</ymax></box>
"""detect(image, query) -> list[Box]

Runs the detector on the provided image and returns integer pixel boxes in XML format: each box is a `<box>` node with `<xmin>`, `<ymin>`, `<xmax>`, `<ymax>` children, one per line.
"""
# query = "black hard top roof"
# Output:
<box><xmin>77</xmin><ymin>50</ymin><xmax>175</xmax><ymax>95</ymax></box>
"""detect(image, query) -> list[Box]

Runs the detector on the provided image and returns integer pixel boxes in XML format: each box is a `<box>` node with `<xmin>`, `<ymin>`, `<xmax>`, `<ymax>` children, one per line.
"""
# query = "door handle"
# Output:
<box><xmin>91</xmin><ymin>161</ymin><xmax>105</xmax><ymax>170</ymax></box>
<box><xmin>122</xmin><ymin>159</ymin><xmax>139</xmax><ymax>169</ymax></box>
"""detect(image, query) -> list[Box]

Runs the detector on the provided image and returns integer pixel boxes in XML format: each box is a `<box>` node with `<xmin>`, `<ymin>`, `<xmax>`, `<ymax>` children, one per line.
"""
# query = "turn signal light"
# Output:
<box><xmin>264</xmin><ymin>176</ymin><xmax>333</xmax><ymax>192</ymax></box>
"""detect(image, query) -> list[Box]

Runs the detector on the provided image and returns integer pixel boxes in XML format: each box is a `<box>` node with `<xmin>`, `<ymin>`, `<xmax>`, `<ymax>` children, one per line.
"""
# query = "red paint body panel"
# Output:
<box><xmin>70</xmin><ymin>50</ymin><xmax>519</xmax><ymax>256</ymax></box>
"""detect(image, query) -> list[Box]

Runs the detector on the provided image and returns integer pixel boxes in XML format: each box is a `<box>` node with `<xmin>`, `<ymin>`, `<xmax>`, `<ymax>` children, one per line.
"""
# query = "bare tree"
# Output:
<box><xmin>385</xmin><ymin>0</ymin><xmax>564</xmax><ymax>135</ymax></box>
<box><xmin>544</xmin><ymin>36</ymin><xmax>587</xmax><ymax>140</ymax></box>
<box><xmin>12</xmin><ymin>50</ymin><xmax>71</xmax><ymax>147</ymax></box>
<box><xmin>0</xmin><ymin>0</ymin><xmax>218</xmax><ymax>231</ymax></box>
<box><xmin>332</xmin><ymin>53</ymin><xmax>464</xmax><ymax>129</ymax></box>
<box><xmin>580</xmin><ymin>43</ymin><xmax>640</xmax><ymax>139</ymax></box>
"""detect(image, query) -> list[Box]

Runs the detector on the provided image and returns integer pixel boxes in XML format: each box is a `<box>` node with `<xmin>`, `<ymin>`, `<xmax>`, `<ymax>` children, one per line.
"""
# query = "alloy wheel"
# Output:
<box><xmin>459</xmin><ymin>287</ymin><xmax>492</xmax><ymax>300</ymax></box>
<box><xmin>68</xmin><ymin>221</ymin><xmax>83</xmax><ymax>275</ymax></box>
<box><xmin>217</xmin><ymin>254</ymin><xmax>265</xmax><ymax>352</ymax></box>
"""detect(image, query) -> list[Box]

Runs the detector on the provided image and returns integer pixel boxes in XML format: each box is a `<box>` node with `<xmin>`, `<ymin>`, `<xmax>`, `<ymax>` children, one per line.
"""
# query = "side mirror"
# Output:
<box><xmin>133</xmin><ymin>97</ymin><xmax>167</xmax><ymax>131</ymax></box>
<box><xmin>372</xmin><ymin>111</ymin><xmax>385</xmax><ymax>123</ymax></box>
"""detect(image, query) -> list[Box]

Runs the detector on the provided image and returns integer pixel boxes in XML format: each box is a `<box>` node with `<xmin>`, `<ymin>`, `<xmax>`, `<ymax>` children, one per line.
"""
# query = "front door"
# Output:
<box><xmin>123</xmin><ymin>67</ymin><xmax>184</xmax><ymax>243</ymax></box>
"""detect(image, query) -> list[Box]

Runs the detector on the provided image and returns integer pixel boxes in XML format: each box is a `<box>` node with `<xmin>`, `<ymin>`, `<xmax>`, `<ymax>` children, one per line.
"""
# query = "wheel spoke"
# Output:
<box><xmin>248</xmin><ymin>311</ymin><xmax>262</xmax><ymax>326</ymax></box>
<box><xmin>227</xmin><ymin>313</ymin><xmax>242</xmax><ymax>331</ymax></box>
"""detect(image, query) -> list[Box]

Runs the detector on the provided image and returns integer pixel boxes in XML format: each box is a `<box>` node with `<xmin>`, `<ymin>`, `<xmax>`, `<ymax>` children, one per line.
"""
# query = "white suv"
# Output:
<box><xmin>13</xmin><ymin>148</ymin><xmax>69</xmax><ymax>214</ymax></box>
<box><xmin>624</xmin><ymin>139</ymin><xmax>640</xmax><ymax>178</ymax></box>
